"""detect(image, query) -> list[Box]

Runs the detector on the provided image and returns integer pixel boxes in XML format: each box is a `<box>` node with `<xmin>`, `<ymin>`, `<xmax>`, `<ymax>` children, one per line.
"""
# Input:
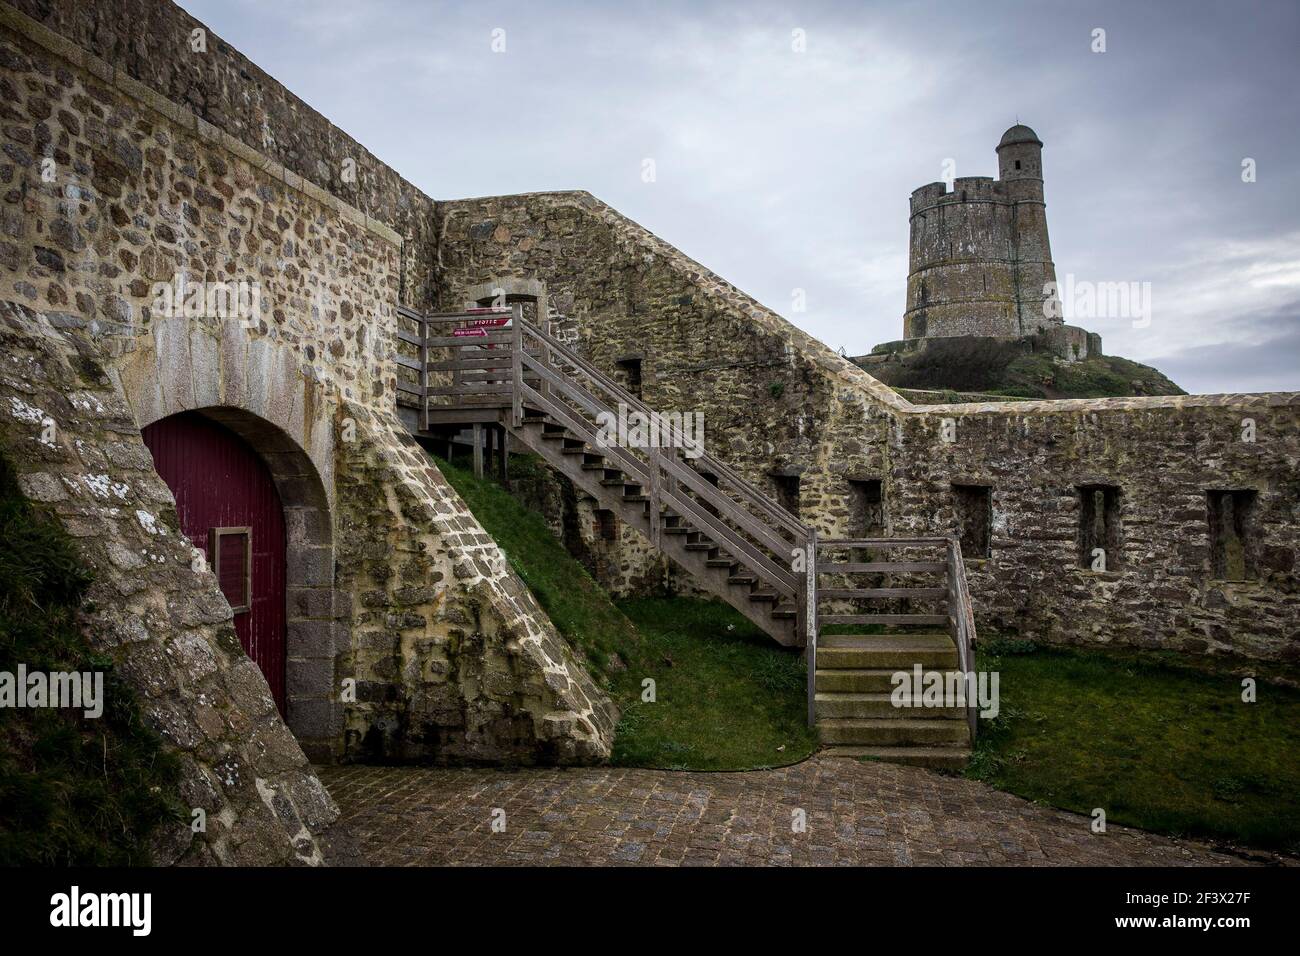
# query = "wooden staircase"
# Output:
<box><xmin>394</xmin><ymin>306</ymin><xmax>979</xmax><ymax>765</ymax></box>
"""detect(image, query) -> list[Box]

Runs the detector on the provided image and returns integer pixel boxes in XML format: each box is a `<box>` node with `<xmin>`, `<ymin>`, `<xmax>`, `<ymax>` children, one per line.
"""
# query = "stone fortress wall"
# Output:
<box><xmin>436</xmin><ymin>190</ymin><xmax>1299</xmax><ymax>667</ymax></box>
<box><xmin>0</xmin><ymin>0</ymin><xmax>615</xmax><ymax>865</ymax></box>
<box><xmin>1</xmin><ymin>0</ymin><xmax>1297</xmax><ymax>866</ymax></box>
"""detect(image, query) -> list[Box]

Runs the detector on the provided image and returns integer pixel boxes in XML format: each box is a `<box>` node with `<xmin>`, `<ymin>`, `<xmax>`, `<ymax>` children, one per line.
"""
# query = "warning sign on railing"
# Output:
<box><xmin>452</xmin><ymin>313</ymin><xmax>512</xmax><ymax>337</ymax></box>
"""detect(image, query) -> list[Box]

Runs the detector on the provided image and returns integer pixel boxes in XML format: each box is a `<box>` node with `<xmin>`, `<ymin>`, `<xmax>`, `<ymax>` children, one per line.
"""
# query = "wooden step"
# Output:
<box><xmin>748</xmin><ymin>590</ymin><xmax>778</xmax><ymax>603</ymax></box>
<box><xmin>816</xmin><ymin>633</ymin><xmax>957</xmax><ymax>669</ymax></box>
<box><xmin>820</xmin><ymin>613</ymin><xmax>949</xmax><ymax>627</ymax></box>
<box><xmin>706</xmin><ymin>558</ymin><xmax>737</xmax><ymax>569</ymax></box>
<box><xmin>817</xmin><ymin>717</ymin><xmax>969</xmax><ymax>747</ymax></box>
<box><xmin>821</xmin><ymin>746</ymin><xmax>970</xmax><ymax>771</ymax></box>
<box><xmin>771</xmin><ymin>605</ymin><xmax>796</xmax><ymax>620</ymax></box>
<box><xmin>814</xmin><ymin>692</ymin><xmax>966</xmax><ymax>720</ymax></box>
<box><xmin>684</xmin><ymin>541</ymin><xmax>716</xmax><ymax>552</ymax></box>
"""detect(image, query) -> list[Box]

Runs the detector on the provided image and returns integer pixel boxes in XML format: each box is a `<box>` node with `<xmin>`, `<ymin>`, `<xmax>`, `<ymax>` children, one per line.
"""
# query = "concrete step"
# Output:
<box><xmin>817</xmin><ymin>717</ymin><xmax>969</xmax><ymax>746</ymax></box>
<box><xmin>814</xmin><ymin>692</ymin><xmax>966</xmax><ymax>720</ymax></box>
<box><xmin>816</xmin><ymin>633</ymin><xmax>957</xmax><ymax>669</ymax></box>
<box><xmin>821</xmin><ymin>745</ymin><xmax>970</xmax><ymax>771</ymax></box>
<box><xmin>814</xmin><ymin>668</ymin><xmax>903</xmax><ymax>693</ymax></box>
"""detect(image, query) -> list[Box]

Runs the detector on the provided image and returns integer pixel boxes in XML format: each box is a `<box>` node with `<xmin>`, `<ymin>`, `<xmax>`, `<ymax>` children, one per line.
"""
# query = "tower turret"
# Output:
<box><xmin>996</xmin><ymin>123</ymin><xmax>1044</xmax><ymax>188</ymax></box>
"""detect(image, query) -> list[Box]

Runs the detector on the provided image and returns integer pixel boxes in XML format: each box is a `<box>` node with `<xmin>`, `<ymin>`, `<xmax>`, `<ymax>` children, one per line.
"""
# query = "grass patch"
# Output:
<box><xmin>611</xmin><ymin>598</ymin><xmax>817</xmax><ymax>770</ymax></box>
<box><xmin>437</xmin><ymin>454</ymin><xmax>817</xmax><ymax>769</ymax></box>
<box><xmin>0</xmin><ymin>452</ymin><xmax>182</xmax><ymax>865</ymax></box>
<box><xmin>439</xmin><ymin>455</ymin><xmax>639</xmax><ymax>673</ymax></box>
<box><xmin>969</xmin><ymin>638</ymin><xmax>1300</xmax><ymax>853</ymax></box>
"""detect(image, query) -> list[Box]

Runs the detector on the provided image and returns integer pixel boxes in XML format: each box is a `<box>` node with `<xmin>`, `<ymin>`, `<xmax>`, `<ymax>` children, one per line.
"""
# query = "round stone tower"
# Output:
<box><xmin>903</xmin><ymin>124</ymin><xmax>1063</xmax><ymax>341</ymax></box>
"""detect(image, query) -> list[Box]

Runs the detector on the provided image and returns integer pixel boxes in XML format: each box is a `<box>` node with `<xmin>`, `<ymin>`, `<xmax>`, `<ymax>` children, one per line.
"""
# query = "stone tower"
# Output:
<box><xmin>903</xmin><ymin>124</ymin><xmax>1064</xmax><ymax>342</ymax></box>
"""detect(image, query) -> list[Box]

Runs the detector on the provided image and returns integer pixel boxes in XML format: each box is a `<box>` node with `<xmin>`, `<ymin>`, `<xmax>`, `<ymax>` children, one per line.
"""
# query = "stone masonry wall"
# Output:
<box><xmin>435</xmin><ymin>190</ymin><xmax>1300</xmax><ymax>666</ymax></box>
<box><xmin>0</xmin><ymin>0</ymin><xmax>617</xmax><ymax>868</ymax></box>
<box><xmin>334</xmin><ymin>404</ymin><xmax>616</xmax><ymax>763</ymax></box>
<box><xmin>2</xmin><ymin>0</ymin><xmax>440</xmax><ymax>310</ymax></box>
<box><xmin>0</xmin><ymin>299</ymin><xmax>337</xmax><ymax>865</ymax></box>
<box><xmin>893</xmin><ymin>396</ymin><xmax>1300</xmax><ymax>662</ymax></box>
<box><xmin>435</xmin><ymin>190</ymin><xmax>905</xmax><ymax>591</ymax></box>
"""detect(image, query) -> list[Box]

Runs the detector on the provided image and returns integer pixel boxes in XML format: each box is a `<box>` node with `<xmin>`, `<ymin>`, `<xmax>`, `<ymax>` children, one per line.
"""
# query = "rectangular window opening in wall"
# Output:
<box><xmin>952</xmin><ymin>484</ymin><xmax>991</xmax><ymax>559</ymax></box>
<box><xmin>615</xmin><ymin>357</ymin><xmax>643</xmax><ymax>400</ymax></box>
<box><xmin>771</xmin><ymin>473</ymin><xmax>801</xmax><ymax>516</ymax></box>
<box><xmin>847</xmin><ymin>479</ymin><xmax>884</xmax><ymax>536</ymax></box>
<box><xmin>1207</xmin><ymin>490</ymin><xmax>1258</xmax><ymax>581</ymax></box>
<box><xmin>596</xmin><ymin>508</ymin><xmax>618</xmax><ymax>543</ymax></box>
<box><xmin>1078</xmin><ymin>484</ymin><xmax>1123</xmax><ymax>571</ymax></box>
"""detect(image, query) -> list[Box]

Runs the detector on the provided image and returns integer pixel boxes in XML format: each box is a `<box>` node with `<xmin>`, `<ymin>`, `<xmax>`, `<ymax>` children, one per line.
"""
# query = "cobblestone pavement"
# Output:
<box><xmin>317</xmin><ymin>757</ymin><xmax>1259</xmax><ymax>866</ymax></box>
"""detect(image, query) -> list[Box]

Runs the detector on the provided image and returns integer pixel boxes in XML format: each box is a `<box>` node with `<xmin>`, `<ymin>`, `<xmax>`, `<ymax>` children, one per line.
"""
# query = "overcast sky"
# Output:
<box><xmin>178</xmin><ymin>0</ymin><xmax>1300</xmax><ymax>394</ymax></box>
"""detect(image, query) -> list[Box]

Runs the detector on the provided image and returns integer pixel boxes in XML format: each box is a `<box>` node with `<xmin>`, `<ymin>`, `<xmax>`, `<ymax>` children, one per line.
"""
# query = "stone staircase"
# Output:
<box><xmin>395</xmin><ymin>306</ymin><xmax>979</xmax><ymax>766</ymax></box>
<box><xmin>814</xmin><ymin>632</ymin><xmax>971</xmax><ymax>770</ymax></box>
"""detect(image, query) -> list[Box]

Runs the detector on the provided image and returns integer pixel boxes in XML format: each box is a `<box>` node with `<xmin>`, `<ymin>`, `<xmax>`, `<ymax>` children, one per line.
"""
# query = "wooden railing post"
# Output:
<box><xmin>945</xmin><ymin>537</ymin><xmax>979</xmax><ymax>743</ymax></box>
<box><xmin>538</xmin><ymin>305</ymin><xmax>552</xmax><ymax>405</ymax></box>
<box><xmin>804</xmin><ymin>530</ymin><xmax>818</xmax><ymax>729</ymax></box>
<box><xmin>648</xmin><ymin>446</ymin><xmax>661</xmax><ymax>548</ymax></box>
<box><xmin>510</xmin><ymin>303</ymin><xmax>523</xmax><ymax>427</ymax></box>
<box><xmin>418</xmin><ymin>311</ymin><xmax>429</xmax><ymax>432</ymax></box>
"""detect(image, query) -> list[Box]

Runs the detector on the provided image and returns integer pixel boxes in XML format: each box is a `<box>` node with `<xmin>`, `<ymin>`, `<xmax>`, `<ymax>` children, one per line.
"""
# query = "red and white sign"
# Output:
<box><xmin>452</xmin><ymin>312</ymin><xmax>512</xmax><ymax>338</ymax></box>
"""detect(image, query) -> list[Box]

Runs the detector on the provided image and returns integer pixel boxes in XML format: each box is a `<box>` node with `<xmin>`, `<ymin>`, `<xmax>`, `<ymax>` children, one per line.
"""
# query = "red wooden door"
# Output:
<box><xmin>142</xmin><ymin>412</ymin><xmax>287</xmax><ymax>714</ymax></box>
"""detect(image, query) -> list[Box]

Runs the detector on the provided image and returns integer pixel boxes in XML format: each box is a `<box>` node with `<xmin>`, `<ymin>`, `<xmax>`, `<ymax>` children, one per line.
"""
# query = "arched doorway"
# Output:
<box><xmin>143</xmin><ymin>411</ymin><xmax>288</xmax><ymax>713</ymax></box>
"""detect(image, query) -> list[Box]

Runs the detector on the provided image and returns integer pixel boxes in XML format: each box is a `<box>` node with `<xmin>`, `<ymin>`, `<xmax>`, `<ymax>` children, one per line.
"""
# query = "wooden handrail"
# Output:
<box><xmin>811</xmin><ymin>536</ymin><xmax>978</xmax><ymax>740</ymax></box>
<box><xmin>816</xmin><ymin>536</ymin><xmax>951</xmax><ymax>548</ymax></box>
<box><xmin>520</xmin><ymin>320</ymin><xmax>811</xmax><ymax>542</ymax></box>
<box><xmin>517</xmin><ymin>319</ymin><xmax>811</xmax><ymax>565</ymax></box>
<box><xmin>517</xmin><ymin>362</ymin><xmax>799</xmax><ymax>595</ymax></box>
<box><xmin>946</xmin><ymin>538</ymin><xmax>979</xmax><ymax>742</ymax></box>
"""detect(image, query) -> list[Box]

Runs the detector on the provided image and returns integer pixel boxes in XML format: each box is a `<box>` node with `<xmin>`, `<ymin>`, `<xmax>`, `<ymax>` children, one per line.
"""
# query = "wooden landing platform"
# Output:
<box><xmin>398</xmin><ymin>401</ymin><xmax>511</xmax><ymax>481</ymax></box>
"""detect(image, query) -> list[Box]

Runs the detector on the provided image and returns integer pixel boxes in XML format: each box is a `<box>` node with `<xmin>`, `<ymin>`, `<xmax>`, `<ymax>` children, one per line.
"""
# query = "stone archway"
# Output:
<box><xmin>137</xmin><ymin>401</ymin><xmax>344</xmax><ymax>760</ymax></box>
<box><xmin>117</xmin><ymin>318</ymin><xmax>348</xmax><ymax>759</ymax></box>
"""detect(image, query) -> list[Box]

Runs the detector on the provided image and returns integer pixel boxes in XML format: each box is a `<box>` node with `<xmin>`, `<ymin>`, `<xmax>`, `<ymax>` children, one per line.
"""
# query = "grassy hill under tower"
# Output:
<box><xmin>855</xmin><ymin>334</ymin><xmax>1184</xmax><ymax>401</ymax></box>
